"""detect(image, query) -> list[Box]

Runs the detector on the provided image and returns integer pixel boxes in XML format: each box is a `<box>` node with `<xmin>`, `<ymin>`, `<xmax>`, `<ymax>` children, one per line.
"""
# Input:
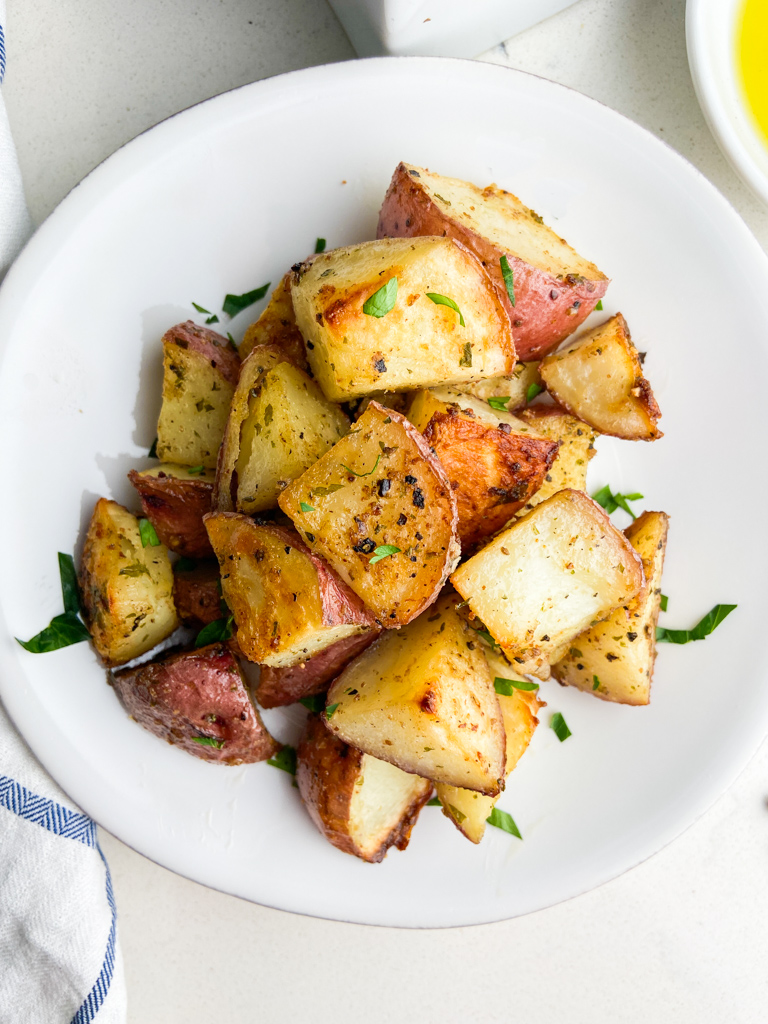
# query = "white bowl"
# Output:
<box><xmin>687</xmin><ymin>0</ymin><xmax>768</xmax><ymax>206</ymax></box>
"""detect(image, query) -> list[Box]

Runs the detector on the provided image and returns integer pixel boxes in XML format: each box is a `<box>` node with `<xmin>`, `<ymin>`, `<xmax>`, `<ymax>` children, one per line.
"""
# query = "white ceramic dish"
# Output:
<box><xmin>687</xmin><ymin>0</ymin><xmax>768</xmax><ymax>206</ymax></box>
<box><xmin>0</xmin><ymin>57</ymin><xmax>766</xmax><ymax>928</ymax></box>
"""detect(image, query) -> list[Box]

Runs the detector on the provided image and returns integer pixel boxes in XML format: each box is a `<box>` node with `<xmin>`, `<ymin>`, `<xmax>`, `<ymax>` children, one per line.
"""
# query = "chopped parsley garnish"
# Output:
<box><xmin>118</xmin><ymin>563</ymin><xmax>150</xmax><ymax>578</ymax></box>
<box><xmin>138</xmin><ymin>518</ymin><xmax>160</xmax><ymax>548</ymax></box>
<box><xmin>299</xmin><ymin>502</ymin><xmax>316</xmax><ymax>513</ymax></box>
<box><xmin>447</xmin><ymin>804</ymin><xmax>466</xmax><ymax>824</ymax></box>
<box><xmin>227</xmin><ymin>332</ymin><xmax>236</xmax><ymax>345</ymax></box>
<box><xmin>459</xmin><ymin>342</ymin><xmax>472</xmax><ymax>367</ymax></box>
<box><xmin>499</xmin><ymin>255</ymin><xmax>516</xmax><ymax>306</ymax></box>
<box><xmin>591</xmin><ymin>484</ymin><xmax>643</xmax><ymax>520</ymax></box>
<box><xmin>656</xmin><ymin>604</ymin><xmax>736</xmax><ymax>644</ymax></box>
<box><xmin>660</xmin><ymin>593</ymin><xmax>668</xmax><ymax>612</ymax></box>
<box><xmin>173</xmin><ymin>556</ymin><xmax>197</xmax><ymax>573</ymax></box>
<box><xmin>192</xmin><ymin>302</ymin><xmax>211</xmax><ymax>314</ymax></box>
<box><xmin>205</xmin><ymin>315</ymin><xmax>219</xmax><ymax>324</ymax></box>
<box><xmin>494</xmin><ymin>676</ymin><xmax>539</xmax><ymax>695</ymax></box>
<box><xmin>194</xmin><ymin>615</ymin><xmax>234</xmax><ymax>647</ymax></box>
<box><xmin>592</xmin><ymin>675</ymin><xmax>600</xmax><ymax>691</ymax></box>
<box><xmin>595</xmin><ymin>300</ymin><xmax>604</xmax><ymax>311</ymax></box>
<box><xmin>526</xmin><ymin>382</ymin><xmax>544</xmax><ymax>403</ymax></box>
<box><xmin>58</xmin><ymin>552</ymin><xmax>81</xmax><ymax>616</ymax></box>
<box><xmin>187</xmin><ymin>465</ymin><xmax>205</xmax><ymax>475</ymax></box>
<box><xmin>299</xmin><ymin>694</ymin><xmax>327</xmax><ymax>713</ymax></box>
<box><xmin>148</xmin><ymin>437</ymin><xmax>159</xmax><ymax>459</ymax></box>
<box><xmin>426</xmin><ymin>292</ymin><xmax>465</xmax><ymax>327</ymax></box>
<box><xmin>223</xmin><ymin>282</ymin><xmax>270</xmax><ymax>317</ymax></box>
<box><xmin>487</xmin><ymin>807</ymin><xmax>522</xmax><ymax>838</ymax></box>
<box><xmin>325</xmin><ymin>703</ymin><xmax>340</xmax><ymax>719</ymax></box>
<box><xmin>16</xmin><ymin>553</ymin><xmax>90</xmax><ymax>653</ymax></box>
<box><xmin>550</xmin><ymin>712</ymin><xmax>572</xmax><ymax>742</ymax></box>
<box><xmin>315</xmin><ymin>237</ymin><xmax>326</xmax><ymax>253</ymax></box>
<box><xmin>268</xmin><ymin>745</ymin><xmax>297</xmax><ymax>775</ymax></box>
<box><xmin>426</xmin><ymin>797</ymin><xmax>441</xmax><ymax>806</ymax></box>
<box><xmin>363</xmin><ymin>277</ymin><xmax>398</xmax><ymax>318</ymax></box>
<box><xmin>341</xmin><ymin>453</ymin><xmax>381</xmax><ymax>477</ymax></box>
<box><xmin>369</xmin><ymin>545</ymin><xmax>400</xmax><ymax>564</ymax></box>
<box><xmin>487</xmin><ymin>396</ymin><xmax>511</xmax><ymax>411</ymax></box>
<box><xmin>191</xmin><ymin>736</ymin><xmax>225</xmax><ymax>749</ymax></box>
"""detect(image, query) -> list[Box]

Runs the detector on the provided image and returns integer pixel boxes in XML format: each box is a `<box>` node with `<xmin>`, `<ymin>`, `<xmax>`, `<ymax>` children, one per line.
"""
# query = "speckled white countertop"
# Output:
<box><xmin>4</xmin><ymin>1</ymin><xmax>768</xmax><ymax>1021</ymax></box>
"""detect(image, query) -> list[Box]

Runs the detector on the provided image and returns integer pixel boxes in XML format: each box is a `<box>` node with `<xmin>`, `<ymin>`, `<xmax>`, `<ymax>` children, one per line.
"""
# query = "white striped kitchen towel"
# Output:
<box><xmin>0</xmin><ymin>5</ymin><xmax>127</xmax><ymax>1021</ymax></box>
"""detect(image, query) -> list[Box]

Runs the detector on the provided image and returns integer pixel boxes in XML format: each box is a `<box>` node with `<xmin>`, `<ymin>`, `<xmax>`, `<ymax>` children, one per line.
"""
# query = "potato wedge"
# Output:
<box><xmin>172</xmin><ymin>559</ymin><xmax>223</xmax><ymax>626</ymax></box>
<box><xmin>552</xmin><ymin>510</ymin><xmax>669</xmax><ymax>704</ymax></box>
<box><xmin>256</xmin><ymin>629</ymin><xmax>379</xmax><ymax>709</ymax></box>
<box><xmin>214</xmin><ymin>346</ymin><xmax>348</xmax><ymax>515</ymax></box>
<box><xmin>204</xmin><ymin>514</ymin><xmax>376</xmax><ymax>667</ymax></box>
<box><xmin>79</xmin><ymin>498</ymin><xmax>178</xmax><ymax>666</ymax></box>
<box><xmin>406</xmin><ymin>385</ymin><xmax>536</xmax><ymax>435</ymax></box>
<box><xmin>239</xmin><ymin>273</ymin><xmax>308</xmax><ymax>369</ymax></box>
<box><xmin>422</xmin><ymin>411</ymin><xmax>559</xmax><ymax>547</ymax></box>
<box><xmin>112</xmin><ymin>642</ymin><xmax>278</xmax><ymax>764</ymax></box>
<box><xmin>454</xmin><ymin>362</ymin><xmax>542</xmax><ymax>410</ymax></box>
<box><xmin>297</xmin><ymin>713</ymin><xmax>432</xmax><ymax>862</ymax></box>
<box><xmin>279</xmin><ymin>402</ymin><xmax>460</xmax><ymax>627</ymax></box>
<box><xmin>156</xmin><ymin>321</ymin><xmax>240</xmax><ymax>468</ymax></box>
<box><xmin>451</xmin><ymin>489</ymin><xmax>645</xmax><ymax>678</ymax></box>
<box><xmin>539</xmin><ymin>314</ymin><xmax>662</xmax><ymax>440</ymax></box>
<box><xmin>377</xmin><ymin>162</ymin><xmax>608</xmax><ymax>360</ymax></box>
<box><xmin>325</xmin><ymin>592</ymin><xmax>506</xmax><ymax>794</ymax></box>
<box><xmin>291</xmin><ymin>236</ymin><xmax>515</xmax><ymax>402</ymax></box>
<box><xmin>517</xmin><ymin>405</ymin><xmax>598</xmax><ymax>512</ymax></box>
<box><xmin>436</xmin><ymin>652</ymin><xmax>543</xmax><ymax>843</ymax></box>
<box><xmin>128</xmin><ymin>464</ymin><xmax>214</xmax><ymax>558</ymax></box>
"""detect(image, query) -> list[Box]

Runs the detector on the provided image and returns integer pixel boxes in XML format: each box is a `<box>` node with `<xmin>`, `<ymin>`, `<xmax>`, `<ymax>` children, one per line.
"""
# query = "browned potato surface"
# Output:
<box><xmin>406</xmin><ymin>385</ymin><xmax>536</xmax><ymax>434</ymax></box>
<box><xmin>451</xmin><ymin>489</ymin><xmax>645</xmax><ymax>678</ymax></box>
<box><xmin>79</xmin><ymin>498</ymin><xmax>178</xmax><ymax>666</ymax></box>
<box><xmin>454</xmin><ymin>361</ymin><xmax>542</xmax><ymax>410</ymax></box>
<box><xmin>156</xmin><ymin>321</ymin><xmax>240</xmax><ymax>468</ymax></box>
<box><xmin>517</xmin><ymin>405</ymin><xmax>598</xmax><ymax>512</ymax></box>
<box><xmin>377</xmin><ymin>162</ymin><xmax>608</xmax><ymax>360</ymax></box>
<box><xmin>540</xmin><ymin>314</ymin><xmax>662</xmax><ymax>440</ymax></box>
<box><xmin>112</xmin><ymin>643</ymin><xmax>278</xmax><ymax>764</ymax></box>
<box><xmin>128</xmin><ymin>464</ymin><xmax>214</xmax><ymax>558</ymax></box>
<box><xmin>172</xmin><ymin>560</ymin><xmax>223</xmax><ymax>626</ymax></box>
<box><xmin>239</xmin><ymin>273</ymin><xmax>309</xmax><ymax>369</ymax></box>
<box><xmin>291</xmin><ymin>236</ymin><xmax>516</xmax><ymax>402</ymax></box>
<box><xmin>325</xmin><ymin>592</ymin><xmax>506</xmax><ymax>795</ymax></box>
<box><xmin>279</xmin><ymin>402</ymin><xmax>460</xmax><ymax>627</ymax></box>
<box><xmin>204</xmin><ymin>514</ymin><xmax>376</xmax><ymax>667</ymax></box>
<box><xmin>296</xmin><ymin>714</ymin><xmax>432</xmax><ymax>862</ymax></box>
<box><xmin>552</xmin><ymin>510</ymin><xmax>669</xmax><ymax>704</ymax></box>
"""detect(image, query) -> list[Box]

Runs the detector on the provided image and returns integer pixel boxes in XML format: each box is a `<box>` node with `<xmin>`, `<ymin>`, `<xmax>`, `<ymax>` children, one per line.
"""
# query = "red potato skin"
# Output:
<box><xmin>377</xmin><ymin>163</ymin><xmax>609</xmax><ymax>361</ymax></box>
<box><xmin>256</xmin><ymin>629</ymin><xmax>380</xmax><ymax>708</ymax></box>
<box><xmin>172</xmin><ymin>561</ymin><xmax>222</xmax><ymax>626</ymax></box>
<box><xmin>163</xmin><ymin>321</ymin><xmax>241</xmax><ymax>385</ymax></box>
<box><xmin>128</xmin><ymin>470</ymin><xmax>213</xmax><ymax>558</ymax></box>
<box><xmin>111</xmin><ymin>643</ymin><xmax>279</xmax><ymax>765</ymax></box>
<box><xmin>296</xmin><ymin>714</ymin><xmax>431</xmax><ymax>862</ymax></box>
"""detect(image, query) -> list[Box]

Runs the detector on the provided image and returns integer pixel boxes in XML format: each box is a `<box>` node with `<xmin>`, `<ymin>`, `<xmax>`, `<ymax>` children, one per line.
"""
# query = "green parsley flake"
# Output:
<box><xmin>325</xmin><ymin>703</ymin><xmax>340</xmax><ymax>720</ymax></box>
<box><xmin>223</xmin><ymin>283</ymin><xmax>271</xmax><ymax>317</ymax></box>
<box><xmin>192</xmin><ymin>302</ymin><xmax>211</xmax><ymax>314</ymax></box>
<box><xmin>487</xmin><ymin>396</ymin><xmax>511</xmax><ymax>411</ymax></box>
<box><xmin>591</xmin><ymin>484</ymin><xmax>643</xmax><ymax>520</ymax></box>
<box><xmin>173</xmin><ymin>557</ymin><xmax>197</xmax><ymax>573</ymax></box>
<box><xmin>592</xmin><ymin>675</ymin><xmax>600</xmax><ymax>691</ymax></box>
<box><xmin>191</xmin><ymin>736</ymin><xmax>225</xmax><ymax>749</ymax></box>
<box><xmin>494</xmin><ymin>676</ymin><xmax>539</xmax><ymax>695</ymax></box>
<box><xmin>526</xmin><ymin>382</ymin><xmax>544</xmax><ymax>403</ymax></box>
<box><xmin>299</xmin><ymin>502</ymin><xmax>316</xmax><ymax>513</ymax></box>
<box><xmin>315</xmin><ymin>238</ymin><xmax>326</xmax><ymax>254</ymax></box>
<box><xmin>194</xmin><ymin>615</ymin><xmax>234</xmax><ymax>647</ymax></box>
<box><xmin>656</xmin><ymin>604</ymin><xmax>736</xmax><ymax>644</ymax></box>
<box><xmin>148</xmin><ymin>437</ymin><xmax>159</xmax><ymax>459</ymax></box>
<box><xmin>363</xmin><ymin>277</ymin><xmax>398</xmax><ymax>318</ymax></box>
<box><xmin>58</xmin><ymin>553</ymin><xmax>81</xmax><ymax>616</ymax></box>
<box><xmin>268</xmin><ymin>746</ymin><xmax>297</xmax><ymax>775</ymax></box>
<box><xmin>187</xmin><ymin>465</ymin><xmax>205</xmax><ymax>476</ymax></box>
<box><xmin>369</xmin><ymin>545</ymin><xmax>400</xmax><ymax>564</ymax></box>
<box><xmin>426</xmin><ymin>797</ymin><xmax>442</xmax><ymax>806</ymax></box>
<box><xmin>459</xmin><ymin>342</ymin><xmax>473</xmax><ymax>367</ymax></box>
<box><xmin>499</xmin><ymin>255</ymin><xmax>516</xmax><ymax>306</ymax></box>
<box><xmin>16</xmin><ymin>612</ymin><xmax>90</xmax><ymax>654</ymax></box>
<box><xmin>550</xmin><ymin>712</ymin><xmax>572</xmax><ymax>742</ymax></box>
<box><xmin>487</xmin><ymin>807</ymin><xmax>522</xmax><ymax>838</ymax></box>
<box><xmin>426</xmin><ymin>292</ymin><xmax>465</xmax><ymax>327</ymax></box>
<box><xmin>660</xmin><ymin>594</ymin><xmax>669</xmax><ymax>612</ymax></box>
<box><xmin>447</xmin><ymin>804</ymin><xmax>466</xmax><ymax>824</ymax></box>
<box><xmin>595</xmin><ymin>300</ymin><xmax>604</xmax><ymax>311</ymax></box>
<box><xmin>138</xmin><ymin>518</ymin><xmax>160</xmax><ymax>548</ymax></box>
<box><xmin>299</xmin><ymin>694</ymin><xmax>327</xmax><ymax>713</ymax></box>
<box><xmin>205</xmin><ymin>315</ymin><xmax>219</xmax><ymax>325</ymax></box>
<box><xmin>118</xmin><ymin>563</ymin><xmax>150</xmax><ymax>578</ymax></box>
<box><xmin>342</xmin><ymin>453</ymin><xmax>381</xmax><ymax>477</ymax></box>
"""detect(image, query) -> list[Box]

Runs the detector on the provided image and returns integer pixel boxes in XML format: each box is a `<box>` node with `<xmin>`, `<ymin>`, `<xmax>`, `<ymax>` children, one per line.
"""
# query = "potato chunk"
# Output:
<box><xmin>279</xmin><ymin>402</ymin><xmax>460</xmax><ymax>627</ymax></box>
<box><xmin>552</xmin><ymin>510</ymin><xmax>669</xmax><ymax>704</ymax></box>
<box><xmin>451</xmin><ymin>489</ymin><xmax>645</xmax><ymax>678</ymax></box>
<box><xmin>516</xmin><ymin>405</ymin><xmax>598</xmax><ymax>512</ymax></box>
<box><xmin>239</xmin><ymin>273</ymin><xmax>309</xmax><ymax>369</ymax></box>
<box><xmin>454</xmin><ymin>361</ymin><xmax>542</xmax><ymax>410</ymax></box>
<box><xmin>79</xmin><ymin>498</ymin><xmax>178</xmax><ymax>666</ymax></box>
<box><xmin>156</xmin><ymin>321</ymin><xmax>240</xmax><ymax>468</ymax></box>
<box><xmin>291</xmin><ymin>236</ymin><xmax>515</xmax><ymax>402</ymax></box>
<box><xmin>172</xmin><ymin>560</ymin><xmax>223</xmax><ymax>626</ymax></box>
<box><xmin>325</xmin><ymin>592</ymin><xmax>506</xmax><ymax>795</ymax></box>
<box><xmin>215</xmin><ymin>346</ymin><xmax>349</xmax><ymax>515</ymax></box>
<box><xmin>204</xmin><ymin>514</ymin><xmax>376</xmax><ymax>667</ymax></box>
<box><xmin>112</xmin><ymin>643</ymin><xmax>278</xmax><ymax>764</ymax></box>
<box><xmin>406</xmin><ymin>385</ymin><xmax>536</xmax><ymax>434</ymax></box>
<box><xmin>128</xmin><ymin>464</ymin><xmax>214</xmax><ymax>558</ymax></box>
<box><xmin>377</xmin><ymin>162</ymin><xmax>608</xmax><ymax>360</ymax></box>
<box><xmin>539</xmin><ymin>314</ymin><xmax>662</xmax><ymax>440</ymax></box>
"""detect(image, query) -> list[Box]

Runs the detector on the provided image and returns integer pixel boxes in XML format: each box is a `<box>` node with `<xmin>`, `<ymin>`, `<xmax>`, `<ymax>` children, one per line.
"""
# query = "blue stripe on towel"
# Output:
<box><xmin>0</xmin><ymin>22</ymin><xmax>5</xmax><ymax>83</ymax></box>
<box><xmin>0</xmin><ymin>774</ymin><xmax>97</xmax><ymax>846</ymax></box>
<box><xmin>70</xmin><ymin>844</ymin><xmax>118</xmax><ymax>1024</ymax></box>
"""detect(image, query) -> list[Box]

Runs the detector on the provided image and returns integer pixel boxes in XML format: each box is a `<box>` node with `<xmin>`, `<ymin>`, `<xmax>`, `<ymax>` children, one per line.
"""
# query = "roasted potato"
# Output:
<box><xmin>451</xmin><ymin>489</ymin><xmax>645</xmax><ymax>678</ymax></box>
<box><xmin>79</xmin><ymin>498</ymin><xmax>179</xmax><ymax>666</ymax></box>
<box><xmin>516</xmin><ymin>405</ymin><xmax>598</xmax><ymax>512</ymax></box>
<box><xmin>215</xmin><ymin>345</ymin><xmax>348</xmax><ymax>515</ymax></box>
<box><xmin>296</xmin><ymin>713</ymin><xmax>432</xmax><ymax>862</ymax></box>
<box><xmin>204</xmin><ymin>514</ymin><xmax>376</xmax><ymax>667</ymax></box>
<box><xmin>377</xmin><ymin>162</ymin><xmax>608</xmax><ymax>360</ymax></box>
<box><xmin>239</xmin><ymin>273</ymin><xmax>309</xmax><ymax>369</ymax></box>
<box><xmin>156</xmin><ymin>321</ymin><xmax>240</xmax><ymax>468</ymax></box>
<box><xmin>127</xmin><ymin>463</ymin><xmax>214</xmax><ymax>558</ymax></box>
<box><xmin>291</xmin><ymin>236</ymin><xmax>516</xmax><ymax>402</ymax></box>
<box><xmin>552</xmin><ymin>510</ymin><xmax>669</xmax><ymax>704</ymax></box>
<box><xmin>112</xmin><ymin>643</ymin><xmax>278</xmax><ymax>764</ymax></box>
<box><xmin>172</xmin><ymin>560</ymin><xmax>223</xmax><ymax>626</ymax></box>
<box><xmin>279</xmin><ymin>402</ymin><xmax>460</xmax><ymax>627</ymax></box>
<box><xmin>422</xmin><ymin>411</ymin><xmax>559</xmax><ymax>547</ymax></box>
<box><xmin>454</xmin><ymin>361</ymin><xmax>542</xmax><ymax>410</ymax></box>
<box><xmin>256</xmin><ymin>629</ymin><xmax>379</xmax><ymax>709</ymax></box>
<box><xmin>539</xmin><ymin>314</ymin><xmax>662</xmax><ymax>440</ymax></box>
<box><xmin>325</xmin><ymin>591</ymin><xmax>506</xmax><ymax>795</ymax></box>
<box><xmin>406</xmin><ymin>385</ymin><xmax>537</xmax><ymax>434</ymax></box>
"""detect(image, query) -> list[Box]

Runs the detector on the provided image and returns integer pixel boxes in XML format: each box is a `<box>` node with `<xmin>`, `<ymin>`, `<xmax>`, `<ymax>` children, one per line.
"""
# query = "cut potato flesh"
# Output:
<box><xmin>325</xmin><ymin>591</ymin><xmax>506</xmax><ymax>795</ymax></box>
<box><xmin>454</xmin><ymin>362</ymin><xmax>542</xmax><ymax>410</ymax></box>
<box><xmin>297</xmin><ymin>714</ymin><xmax>432</xmax><ymax>862</ymax></box>
<box><xmin>451</xmin><ymin>489</ymin><xmax>645</xmax><ymax>678</ymax></box>
<box><xmin>517</xmin><ymin>405</ymin><xmax>598</xmax><ymax>512</ymax></box>
<box><xmin>79</xmin><ymin>498</ymin><xmax>179</xmax><ymax>666</ymax></box>
<box><xmin>128</xmin><ymin>463</ymin><xmax>214</xmax><ymax>558</ymax></box>
<box><xmin>279</xmin><ymin>402</ymin><xmax>460</xmax><ymax>627</ymax></box>
<box><xmin>239</xmin><ymin>273</ymin><xmax>309</xmax><ymax>369</ymax></box>
<box><xmin>406</xmin><ymin>386</ymin><xmax>536</xmax><ymax>434</ymax></box>
<box><xmin>204</xmin><ymin>514</ymin><xmax>375</xmax><ymax>667</ymax></box>
<box><xmin>539</xmin><ymin>313</ymin><xmax>662</xmax><ymax>440</ymax></box>
<box><xmin>552</xmin><ymin>510</ymin><xmax>669</xmax><ymax>704</ymax></box>
<box><xmin>377</xmin><ymin>162</ymin><xmax>608</xmax><ymax>360</ymax></box>
<box><xmin>291</xmin><ymin>235</ymin><xmax>516</xmax><ymax>402</ymax></box>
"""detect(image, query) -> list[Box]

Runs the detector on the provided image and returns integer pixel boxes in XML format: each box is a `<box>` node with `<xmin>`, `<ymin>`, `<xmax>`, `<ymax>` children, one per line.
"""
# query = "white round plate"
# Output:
<box><xmin>1</xmin><ymin>58</ymin><xmax>766</xmax><ymax>928</ymax></box>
